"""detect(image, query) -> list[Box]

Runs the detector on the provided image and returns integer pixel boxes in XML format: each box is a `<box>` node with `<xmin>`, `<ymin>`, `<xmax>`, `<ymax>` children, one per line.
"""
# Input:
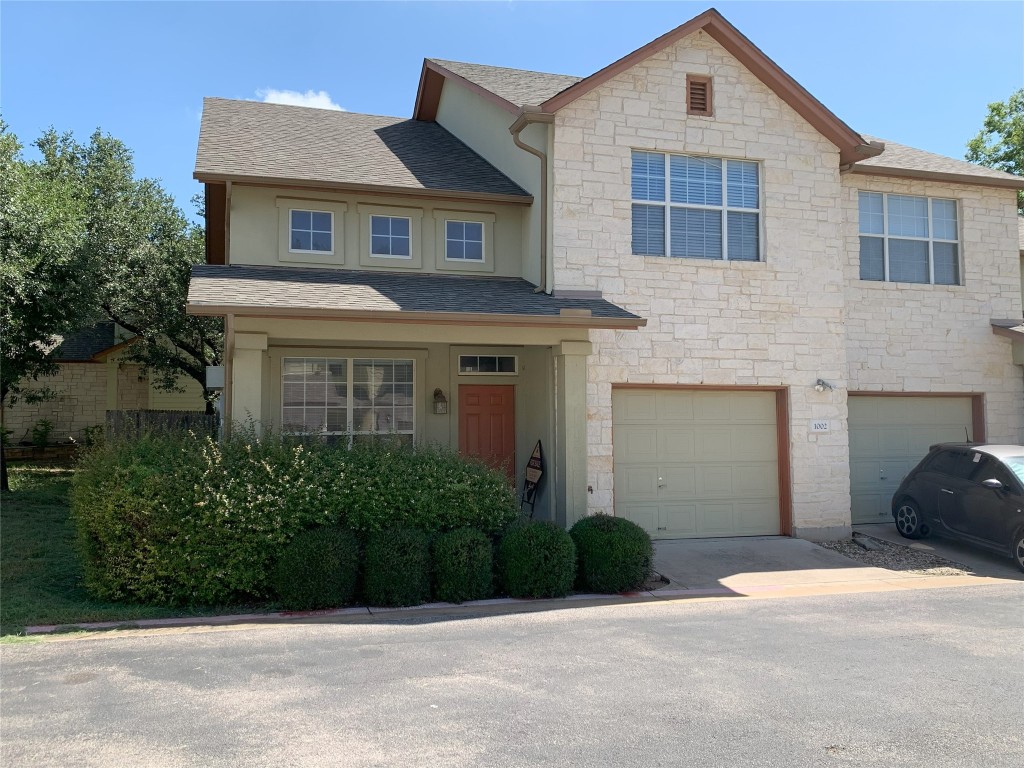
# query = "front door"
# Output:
<box><xmin>459</xmin><ymin>385</ymin><xmax>516</xmax><ymax>481</ymax></box>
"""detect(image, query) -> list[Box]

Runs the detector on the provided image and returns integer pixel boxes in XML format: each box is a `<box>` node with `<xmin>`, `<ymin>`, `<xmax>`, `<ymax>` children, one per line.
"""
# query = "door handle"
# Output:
<box><xmin>657</xmin><ymin>477</ymin><xmax>666</xmax><ymax>488</ymax></box>
<box><xmin>940</xmin><ymin>488</ymin><xmax>954</xmax><ymax>495</ymax></box>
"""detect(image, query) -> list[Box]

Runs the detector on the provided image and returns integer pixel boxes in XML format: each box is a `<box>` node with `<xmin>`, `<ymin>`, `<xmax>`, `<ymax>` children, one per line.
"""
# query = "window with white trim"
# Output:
<box><xmin>370</xmin><ymin>215</ymin><xmax>411</xmax><ymax>258</ymax></box>
<box><xmin>459</xmin><ymin>355</ymin><xmax>517</xmax><ymax>374</ymax></box>
<box><xmin>631</xmin><ymin>150</ymin><xmax>761</xmax><ymax>261</ymax></box>
<box><xmin>282</xmin><ymin>357</ymin><xmax>414</xmax><ymax>445</ymax></box>
<box><xmin>290</xmin><ymin>210</ymin><xmax>333</xmax><ymax>253</ymax></box>
<box><xmin>445</xmin><ymin>221</ymin><xmax>484</xmax><ymax>261</ymax></box>
<box><xmin>858</xmin><ymin>192</ymin><xmax>960</xmax><ymax>285</ymax></box>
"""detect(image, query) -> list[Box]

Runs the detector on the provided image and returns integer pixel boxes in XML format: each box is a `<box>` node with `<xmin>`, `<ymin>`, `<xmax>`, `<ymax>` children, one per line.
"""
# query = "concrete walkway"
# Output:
<box><xmin>855</xmin><ymin>523</ymin><xmax>1024</xmax><ymax>580</ymax></box>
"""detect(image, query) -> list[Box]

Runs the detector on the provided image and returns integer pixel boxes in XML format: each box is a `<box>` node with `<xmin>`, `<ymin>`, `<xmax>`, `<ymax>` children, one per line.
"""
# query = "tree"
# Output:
<box><xmin>966</xmin><ymin>89</ymin><xmax>1024</xmax><ymax>214</ymax></box>
<box><xmin>0</xmin><ymin>124</ymin><xmax>95</xmax><ymax>490</ymax></box>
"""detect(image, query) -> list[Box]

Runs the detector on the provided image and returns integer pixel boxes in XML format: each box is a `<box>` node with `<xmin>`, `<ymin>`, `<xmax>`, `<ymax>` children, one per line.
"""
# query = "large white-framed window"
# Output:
<box><xmin>858</xmin><ymin>192</ymin><xmax>960</xmax><ymax>285</ymax></box>
<box><xmin>289</xmin><ymin>209</ymin><xmax>333</xmax><ymax>254</ymax></box>
<box><xmin>631</xmin><ymin>150</ymin><xmax>761</xmax><ymax>261</ymax></box>
<box><xmin>282</xmin><ymin>357</ymin><xmax>414</xmax><ymax>445</ymax></box>
<box><xmin>370</xmin><ymin>215</ymin><xmax>412</xmax><ymax>259</ymax></box>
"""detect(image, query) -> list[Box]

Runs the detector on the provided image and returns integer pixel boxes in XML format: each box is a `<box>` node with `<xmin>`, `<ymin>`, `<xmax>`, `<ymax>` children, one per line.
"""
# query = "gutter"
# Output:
<box><xmin>509</xmin><ymin>107</ymin><xmax>555</xmax><ymax>294</ymax></box>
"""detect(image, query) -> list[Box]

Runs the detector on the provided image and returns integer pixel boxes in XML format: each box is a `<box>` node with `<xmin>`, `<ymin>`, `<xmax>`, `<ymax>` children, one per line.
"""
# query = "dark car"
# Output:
<box><xmin>891</xmin><ymin>443</ymin><xmax>1024</xmax><ymax>572</ymax></box>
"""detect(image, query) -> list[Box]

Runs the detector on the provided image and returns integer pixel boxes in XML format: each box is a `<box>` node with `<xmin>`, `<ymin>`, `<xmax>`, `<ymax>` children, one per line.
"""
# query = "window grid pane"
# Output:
<box><xmin>670</xmin><ymin>207</ymin><xmax>722</xmax><ymax>259</ymax></box>
<box><xmin>446</xmin><ymin>220</ymin><xmax>484</xmax><ymax>261</ymax></box>
<box><xmin>726</xmin><ymin>160</ymin><xmax>759</xmax><ymax>209</ymax></box>
<box><xmin>282</xmin><ymin>357</ymin><xmax>413</xmax><ymax>440</ymax></box>
<box><xmin>290</xmin><ymin>209</ymin><xmax>332</xmax><ymax>252</ymax></box>
<box><xmin>859</xmin><ymin>192</ymin><xmax>960</xmax><ymax>285</ymax></box>
<box><xmin>631</xmin><ymin>151</ymin><xmax>666</xmax><ymax>202</ymax></box>
<box><xmin>632</xmin><ymin>203</ymin><xmax>666</xmax><ymax>255</ymax></box>
<box><xmin>370</xmin><ymin>216</ymin><xmax>412</xmax><ymax>257</ymax></box>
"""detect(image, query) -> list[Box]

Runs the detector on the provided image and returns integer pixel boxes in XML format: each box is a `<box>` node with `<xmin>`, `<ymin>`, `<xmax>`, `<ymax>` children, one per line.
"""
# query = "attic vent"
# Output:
<box><xmin>686</xmin><ymin>75</ymin><xmax>713</xmax><ymax>117</ymax></box>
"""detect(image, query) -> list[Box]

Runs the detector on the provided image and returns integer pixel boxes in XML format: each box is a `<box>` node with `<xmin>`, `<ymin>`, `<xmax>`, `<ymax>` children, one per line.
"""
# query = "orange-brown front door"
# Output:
<box><xmin>459</xmin><ymin>385</ymin><xmax>516</xmax><ymax>481</ymax></box>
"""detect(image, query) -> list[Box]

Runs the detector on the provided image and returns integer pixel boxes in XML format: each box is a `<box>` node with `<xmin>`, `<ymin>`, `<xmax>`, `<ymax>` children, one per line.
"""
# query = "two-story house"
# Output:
<box><xmin>187</xmin><ymin>8</ymin><xmax>1024</xmax><ymax>541</ymax></box>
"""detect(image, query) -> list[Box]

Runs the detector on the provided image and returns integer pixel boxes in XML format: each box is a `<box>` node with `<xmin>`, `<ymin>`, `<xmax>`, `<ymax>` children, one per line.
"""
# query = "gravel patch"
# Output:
<box><xmin>818</xmin><ymin>534</ymin><xmax>974</xmax><ymax>576</ymax></box>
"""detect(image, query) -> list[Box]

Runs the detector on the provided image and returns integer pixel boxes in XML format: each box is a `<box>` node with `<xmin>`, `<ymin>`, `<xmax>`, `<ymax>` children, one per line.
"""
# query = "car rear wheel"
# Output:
<box><xmin>894</xmin><ymin>499</ymin><xmax>927</xmax><ymax>539</ymax></box>
<box><xmin>1012</xmin><ymin>530</ymin><xmax>1024</xmax><ymax>573</ymax></box>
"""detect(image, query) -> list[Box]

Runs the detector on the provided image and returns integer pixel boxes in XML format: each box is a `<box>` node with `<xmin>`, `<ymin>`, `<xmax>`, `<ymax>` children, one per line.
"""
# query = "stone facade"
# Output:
<box><xmin>546</xmin><ymin>30</ymin><xmax>1023</xmax><ymax>536</ymax></box>
<box><xmin>3</xmin><ymin>364</ymin><xmax>111</xmax><ymax>443</ymax></box>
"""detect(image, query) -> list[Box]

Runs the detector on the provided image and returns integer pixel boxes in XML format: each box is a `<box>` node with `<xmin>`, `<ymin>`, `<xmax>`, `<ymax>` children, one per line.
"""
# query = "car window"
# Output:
<box><xmin>966</xmin><ymin>454</ymin><xmax>1013</xmax><ymax>487</ymax></box>
<box><xmin>925</xmin><ymin>449</ymin><xmax>970</xmax><ymax>479</ymax></box>
<box><xmin>998</xmin><ymin>455</ymin><xmax>1024</xmax><ymax>488</ymax></box>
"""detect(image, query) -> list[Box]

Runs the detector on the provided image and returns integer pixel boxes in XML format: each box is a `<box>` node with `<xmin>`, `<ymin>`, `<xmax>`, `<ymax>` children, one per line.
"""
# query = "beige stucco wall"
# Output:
<box><xmin>435</xmin><ymin>81</ymin><xmax>550</xmax><ymax>288</ymax></box>
<box><xmin>842</xmin><ymin>174</ymin><xmax>1024</xmax><ymax>443</ymax></box>
<box><xmin>149</xmin><ymin>376</ymin><xmax>207</xmax><ymax>411</ymax></box>
<box><xmin>550</xmin><ymin>29</ymin><xmax>855</xmax><ymax>535</ymax></box>
<box><xmin>229</xmin><ymin>185</ymin><xmax>525</xmax><ymax>278</ymax></box>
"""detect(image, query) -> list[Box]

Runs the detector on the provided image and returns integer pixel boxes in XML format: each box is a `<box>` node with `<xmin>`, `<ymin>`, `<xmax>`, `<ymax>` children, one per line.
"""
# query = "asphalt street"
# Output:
<box><xmin>2</xmin><ymin>583</ymin><xmax>1022</xmax><ymax>767</ymax></box>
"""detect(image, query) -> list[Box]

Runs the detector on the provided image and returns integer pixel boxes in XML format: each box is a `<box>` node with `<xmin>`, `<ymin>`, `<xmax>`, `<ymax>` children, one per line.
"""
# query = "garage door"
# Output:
<box><xmin>613</xmin><ymin>389</ymin><xmax>780</xmax><ymax>539</ymax></box>
<box><xmin>849</xmin><ymin>396</ymin><xmax>974</xmax><ymax>524</ymax></box>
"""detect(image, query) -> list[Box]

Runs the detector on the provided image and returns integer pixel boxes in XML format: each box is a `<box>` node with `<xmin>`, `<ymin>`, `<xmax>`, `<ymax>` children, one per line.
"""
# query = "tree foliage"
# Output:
<box><xmin>966</xmin><ymin>89</ymin><xmax>1024</xmax><ymax>214</ymax></box>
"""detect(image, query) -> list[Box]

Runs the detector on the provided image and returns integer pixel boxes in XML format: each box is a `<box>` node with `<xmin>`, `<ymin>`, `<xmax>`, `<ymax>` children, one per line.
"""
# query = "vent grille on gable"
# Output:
<box><xmin>686</xmin><ymin>75</ymin><xmax>713</xmax><ymax>117</ymax></box>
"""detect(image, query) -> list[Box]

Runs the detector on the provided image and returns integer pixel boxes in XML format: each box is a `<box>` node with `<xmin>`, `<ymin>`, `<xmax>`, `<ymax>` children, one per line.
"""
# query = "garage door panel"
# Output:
<box><xmin>849</xmin><ymin>395</ymin><xmax>973</xmax><ymax>524</ymax></box>
<box><xmin>613</xmin><ymin>389</ymin><xmax>780</xmax><ymax>539</ymax></box>
<box><xmin>659</xmin><ymin>504</ymin><xmax>697</xmax><ymax>536</ymax></box>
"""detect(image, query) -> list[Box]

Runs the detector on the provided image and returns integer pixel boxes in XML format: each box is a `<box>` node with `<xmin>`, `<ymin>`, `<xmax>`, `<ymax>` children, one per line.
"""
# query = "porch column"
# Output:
<box><xmin>231</xmin><ymin>332</ymin><xmax>267</xmax><ymax>433</ymax></box>
<box><xmin>555</xmin><ymin>340</ymin><xmax>592</xmax><ymax>529</ymax></box>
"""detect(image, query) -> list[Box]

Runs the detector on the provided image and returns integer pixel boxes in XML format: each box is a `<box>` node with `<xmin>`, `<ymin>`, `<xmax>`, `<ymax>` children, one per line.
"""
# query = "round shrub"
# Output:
<box><xmin>570</xmin><ymin>515</ymin><xmax>653</xmax><ymax>593</ymax></box>
<box><xmin>272</xmin><ymin>527</ymin><xmax>360</xmax><ymax>610</ymax></box>
<box><xmin>433</xmin><ymin>528</ymin><xmax>493</xmax><ymax>603</ymax></box>
<box><xmin>363</xmin><ymin>528</ymin><xmax>431</xmax><ymax>607</ymax></box>
<box><xmin>499</xmin><ymin>521</ymin><xmax>576</xmax><ymax>599</ymax></box>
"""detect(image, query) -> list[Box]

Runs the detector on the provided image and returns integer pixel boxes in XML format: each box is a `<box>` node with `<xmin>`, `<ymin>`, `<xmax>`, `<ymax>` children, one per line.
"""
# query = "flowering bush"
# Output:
<box><xmin>71</xmin><ymin>430</ymin><xmax>518</xmax><ymax>605</ymax></box>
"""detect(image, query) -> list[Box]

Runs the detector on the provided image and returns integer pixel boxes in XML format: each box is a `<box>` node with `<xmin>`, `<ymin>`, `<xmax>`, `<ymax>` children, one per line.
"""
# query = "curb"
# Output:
<box><xmin>20</xmin><ymin>573</ymin><xmax>1017</xmax><ymax>638</ymax></box>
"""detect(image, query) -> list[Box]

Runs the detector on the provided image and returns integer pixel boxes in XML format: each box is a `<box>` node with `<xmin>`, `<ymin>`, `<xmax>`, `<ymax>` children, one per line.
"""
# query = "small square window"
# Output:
<box><xmin>445</xmin><ymin>220</ymin><xmax>484</xmax><ymax>262</ymax></box>
<box><xmin>370</xmin><ymin>215</ymin><xmax>412</xmax><ymax>258</ymax></box>
<box><xmin>290</xmin><ymin>209</ymin><xmax>332</xmax><ymax>253</ymax></box>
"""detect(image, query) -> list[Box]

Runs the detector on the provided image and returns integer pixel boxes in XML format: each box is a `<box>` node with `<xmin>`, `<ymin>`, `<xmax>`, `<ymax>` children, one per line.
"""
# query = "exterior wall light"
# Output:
<box><xmin>814</xmin><ymin>379</ymin><xmax>835</xmax><ymax>392</ymax></box>
<box><xmin>432</xmin><ymin>388</ymin><xmax>448</xmax><ymax>415</ymax></box>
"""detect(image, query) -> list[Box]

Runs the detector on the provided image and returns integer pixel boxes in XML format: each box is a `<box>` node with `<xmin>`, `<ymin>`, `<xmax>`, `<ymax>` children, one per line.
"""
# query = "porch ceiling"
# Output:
<box><xmin>187</xmin><ymin>264</ymin><xmax>646</xmax><ymax>329</ymax></box>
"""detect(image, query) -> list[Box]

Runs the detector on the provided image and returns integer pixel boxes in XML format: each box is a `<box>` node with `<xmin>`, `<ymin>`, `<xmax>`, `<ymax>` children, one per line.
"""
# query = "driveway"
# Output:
<box><xmin>855</xmin><ymin>523</ymin><xmax>1024</xmax><ymax>580</ymax></box>
<box><xmin>652</xmin><ymin>535</ymin><xmax>960</xmax><ymax>593</ymax></box>
<box><xmin>2</xmin><ymin>584</ymin><xmax>1022</xmax><ymax>767</ymax></box>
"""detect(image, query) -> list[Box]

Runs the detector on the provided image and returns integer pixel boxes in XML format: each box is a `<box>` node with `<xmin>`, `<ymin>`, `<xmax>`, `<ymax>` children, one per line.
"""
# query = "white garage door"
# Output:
<box><xmin>613</xmin><ymin>389</ymin><xmax>780</xmax><ymax>539</ymax></box>
<box><xmin>849</xmin><ymin>396</ymin><xmax>974</xmax><ymax>524</ymax></box>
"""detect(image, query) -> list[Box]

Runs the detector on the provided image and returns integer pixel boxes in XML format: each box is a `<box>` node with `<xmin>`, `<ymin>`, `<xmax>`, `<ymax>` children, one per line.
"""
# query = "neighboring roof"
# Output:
<box><xmin>194</xmin><ymin>98</ymin><xmax>531</xmax><ymax>203</ymax></box>
<box><xmin>851</xmin><ymin>136</ymin><xmax>1024</xmax><ymax>190</ymax></box>
<box><xmin>426</xmin><ymin>59</ymin><xmax>582</xmax><ymax>107</ymax></box>
<box><xmin>53</xmin><ymin>322</ymin><xmax>118</xmax><ymax>361</ymax></box>
<box><xmin>415</xmin><ymin>8</ymin><xmax>877</xmax><ymax>166</ymax></box>
<box><xmin>992</xmin><ymin>319</ymin><xmax>1024</xmax><ymax>342</ymax></box>
<box><xmin>187</xmin><ymin>265</ymin><xmax>645</xmax><ymax>329</ymax></box>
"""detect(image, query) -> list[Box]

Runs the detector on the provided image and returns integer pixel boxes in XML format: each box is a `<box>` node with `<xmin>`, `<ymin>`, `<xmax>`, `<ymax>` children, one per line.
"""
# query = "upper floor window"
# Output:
<box><xmin>370</xmin><ymin>215</ymin><xmax>411</xmax><ymax>258</ymax></box>
<box><xmin>631</xmin><ymin>151</ymin><xmax>760</xmax><ymax>261</ymax></box>
<box><xmin>858</xmin><ymin>192</ymin><xmax>960</xmax><ymax>285</ymax></box>
<box><xmin>290</xmin><ymin>210</ymin><xmax>333</xmax><ymax>253</ymax></box>
<box><xmin>445</xmin><ymin>221</ymin><xmax>484</xmax><ymax>262</ymax></box>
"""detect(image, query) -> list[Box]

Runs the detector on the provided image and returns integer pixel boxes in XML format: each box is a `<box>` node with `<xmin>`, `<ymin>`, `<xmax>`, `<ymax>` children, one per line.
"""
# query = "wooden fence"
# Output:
<box><xmin>106</xmin><ymin>409</ymin><xmax>218</xmax><ymax>438</ymax></box>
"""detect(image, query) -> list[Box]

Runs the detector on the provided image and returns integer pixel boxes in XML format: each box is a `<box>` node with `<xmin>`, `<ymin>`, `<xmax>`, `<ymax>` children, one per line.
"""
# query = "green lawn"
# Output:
<box><xmin>0</xmin><ymin>464</ymin><xmax>272</xmax><ymax>636</ymax></box>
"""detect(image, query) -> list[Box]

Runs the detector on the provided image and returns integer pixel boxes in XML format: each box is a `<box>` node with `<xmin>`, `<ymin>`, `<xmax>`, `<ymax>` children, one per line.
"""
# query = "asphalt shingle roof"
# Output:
<box><xmin>54</xmin><ymin>322</ymin><xmax>117</xmax><ymax>361</ymax></box>
<box><xmin>187</xmin><ymin>265</ymin><xmax>643</xmax><ymax>325</ymax></box>
<box><xmin>856</xmin><ymin>135</ymin><xmax>1024</xmax><ymax>185</ymax></box>
<box><xmin>195</xmin><ymin>98</ymin><xmax>530</xmax><ymax>199</ymax></box>
<box><xmin>427</xmin><ymin>59</ymin><xmax>583</xmax><ymax>106</ymax></box>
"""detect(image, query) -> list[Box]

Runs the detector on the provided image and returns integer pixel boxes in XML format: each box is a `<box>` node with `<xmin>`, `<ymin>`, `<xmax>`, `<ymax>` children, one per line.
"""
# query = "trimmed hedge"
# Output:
<box><xmin>70</xmin><ymin>430</ymin><xmax>517</xmax><ymax>605</ymax></box>
<box><xmin>498</xmin><ymin>521</ymin><xmax>576</xmax><ymax>599</ymax></box>
<box><xmin>272</xmin><ymin>527</ymin><xmax>360</xmax><ymax>610</ymax></box>
<box><xmin>433</xmin><ymin>528</ymin><xmax>493</xmax><ymax>603</ymax></box>
<box><xmin>363</xmin><ymin>528</ymin><xmax>431</xmax><ymax>607</ymax></box>
<box><xmin>570</xmin><ymin>515</ymin><xmax>652</xmax><ymax>593</ymax></box>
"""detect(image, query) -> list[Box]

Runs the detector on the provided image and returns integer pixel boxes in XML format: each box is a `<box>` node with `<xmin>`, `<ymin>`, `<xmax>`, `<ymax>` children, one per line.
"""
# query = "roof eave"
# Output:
<box><xmin>848</xmin><ymin>164</ymin><xmax>1024</xmax><ymax>190</ymax></box>
<box><xmin>185</xmin><ymin>302</ymin><xmax>646</xmax><ymax>330</ymax></box>
<box><xmin>413</xmin><ymin>59</ymin><xmax>521</xmax><ymax>121</ymax></box>
<box><xmin>193</xmin><ymin>172</ymin><xmax>534</xmax><ymax>205</ymax></box>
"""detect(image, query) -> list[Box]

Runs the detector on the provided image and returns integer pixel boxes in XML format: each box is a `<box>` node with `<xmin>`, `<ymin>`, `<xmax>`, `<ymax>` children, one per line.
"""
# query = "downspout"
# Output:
<box><xmin>509</xmin><ymin>106</ymin><xmax>555</xmax><ymax>294</ymax></box>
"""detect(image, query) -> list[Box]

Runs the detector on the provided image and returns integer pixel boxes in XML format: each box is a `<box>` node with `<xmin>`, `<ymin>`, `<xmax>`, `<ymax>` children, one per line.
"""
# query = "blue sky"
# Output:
<box><xmin>3</xmin><ymin>1</ymin><xmax>1022</xmax><ymax>219</ymax></box>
